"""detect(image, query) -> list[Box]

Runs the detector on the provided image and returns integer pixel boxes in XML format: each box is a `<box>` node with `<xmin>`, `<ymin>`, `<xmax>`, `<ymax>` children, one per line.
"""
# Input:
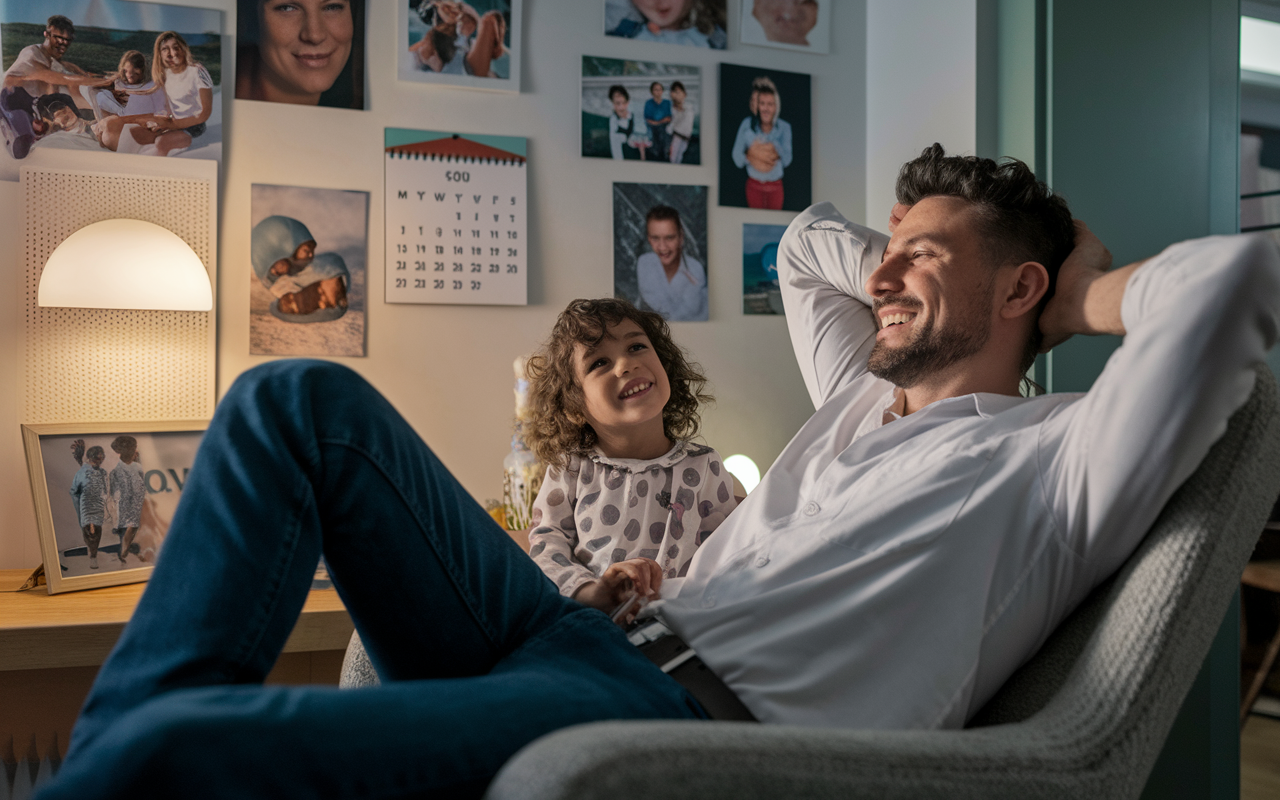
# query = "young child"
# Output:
<box><xmin>667</xmin><ymin>80</ymin><xmax>694</xmax><ymax>164</ymax></box>
<box><xmin>607</xmin><ymin>84</ymin><xmax>649</xmax><ymax>161</ymax></box>
<box><xmin>609</xmin><ymin>0</ymin><xmax>728</xmax><ymax>49</ymax></box>
<box><xmin>69</xmin><ymin>440</ymin><xmax>108</xmax><ymax>570</ymax></box>
<box><xmin>524</xmin><ymin>298</ymin><xmax>737</xmax><ymax>623</ymax></box>
<box><xmin>644</xmin><ymin>82</ymin><xmax>672</xmax><ymax>163</ymax></box>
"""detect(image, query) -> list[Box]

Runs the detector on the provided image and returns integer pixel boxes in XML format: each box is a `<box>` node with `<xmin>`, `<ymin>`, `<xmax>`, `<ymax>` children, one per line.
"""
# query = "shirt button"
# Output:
<box><xmin>803</xmin><ymin>501</ymin><xmax>821</xmax><ymax>516</ymax></box>
<box><xmin>755</xmin><ymin>557</ymin><xmax>770</xmax><ymax>568</ymax></box>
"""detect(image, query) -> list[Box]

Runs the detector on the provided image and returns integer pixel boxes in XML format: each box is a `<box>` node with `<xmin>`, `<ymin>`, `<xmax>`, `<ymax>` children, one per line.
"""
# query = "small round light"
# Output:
<box><xmin>724</xmin><ymin>454</ymin><xmax>761</xmax><ymax>494</ymax></box>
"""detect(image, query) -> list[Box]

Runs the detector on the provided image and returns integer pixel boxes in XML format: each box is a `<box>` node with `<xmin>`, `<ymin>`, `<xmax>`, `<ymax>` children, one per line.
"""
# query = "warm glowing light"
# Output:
<box><xmin>724</xmin><ymin>454</ymin><xmax>761</xmax><ymax>494</ymax></box>
<box><xmin>39</xmin><ymin>219</ymin><xmax>212</xmax><ymax>311</ymax></box>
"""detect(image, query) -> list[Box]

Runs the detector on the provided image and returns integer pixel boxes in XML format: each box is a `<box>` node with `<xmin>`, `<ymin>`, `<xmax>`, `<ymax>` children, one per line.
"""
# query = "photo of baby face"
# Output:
<box><xmin>738</xmin><ymin>0</ymin><xmax>830</xmax><ymax>54</ymax></box>
<box><xmin>604</xmin><ymin>0</ymin><xmax>728</xmax><ymax>50</ymax></box>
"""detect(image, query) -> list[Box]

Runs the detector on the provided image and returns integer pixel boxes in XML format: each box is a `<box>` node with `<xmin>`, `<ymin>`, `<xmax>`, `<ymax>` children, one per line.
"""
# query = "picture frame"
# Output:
<box><xmin>581</xmin><ymin>56</ymin><xmax>702</xmax><ymax>165</ymax></box>
<box><xmin>398</xmin><ymin>0</ymin><xmax>523</xmax><ymax>93</ymax></box>
<box><xmin>22</xmin><ymin>420</ymin><xmax>207</xmax><ymax>594</ymax></box>
<box><xmin>739</xmin><ymin>0</ymin><xmax>831</xmax><ymax>54</ymax></box>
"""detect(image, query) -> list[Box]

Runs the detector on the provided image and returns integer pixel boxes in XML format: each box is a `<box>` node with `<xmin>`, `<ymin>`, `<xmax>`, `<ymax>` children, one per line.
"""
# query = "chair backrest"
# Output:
<box><xmin>967</xmin><ymin>365</ymin><xmax>1280</xmax><ymax>793</ymax></box>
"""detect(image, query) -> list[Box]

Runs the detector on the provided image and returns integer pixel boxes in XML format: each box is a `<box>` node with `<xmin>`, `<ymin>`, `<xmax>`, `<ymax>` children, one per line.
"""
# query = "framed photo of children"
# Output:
<box><xmin>718</xmin><ymin>63</ymin><xmax>812</xmax><ymax>211</ymax></box>
<box><xmin>581</xmin><ymin>56</ymin><xmax>700</xmax><ymax>165</ymax></box>
<box><xmin>236</xmin><ymin>0</ymin><xmax>365</xmax><ymax>108</ymax></box>
<box><xmin>739</xmin><ymin>0</ymin><xmax>831</xmax><ymax>54</ymax></box>
<box><xmin>0</xmin><ymin>0</ymin><xmax>224</xmax><ymax>181</ymax></box>
<box><xmin>21</xmin><ymin>421</ymin><xmax>207</xmax><ymax>595</ymax></box>
<box><xmin>250</xmin><ymin>184</ymin><xmax>369</xmax><ymax>357</ymax></box>
<box><xmin>399</xmin><ymin>0</ymin><xmax>522</xmax><ymax>92</ymax></box>
<box><xmin>743</xmin><ymin>223</ymin><xmax>788</xmax><ymax>314</ymax></box>
<box><xmin>604</xmin><ymin>0</ymin><xmax>727</xmax><ymax>49</ymax></box>
<box><xmin>613</xmin><ymin>182</ymin><xmax>709</xmax><ymax>322</ymax></box>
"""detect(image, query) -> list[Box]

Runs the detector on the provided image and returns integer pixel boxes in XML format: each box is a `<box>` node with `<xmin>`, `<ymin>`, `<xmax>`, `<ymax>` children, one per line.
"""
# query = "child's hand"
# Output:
<box><xmin>573</xmin><ymin>558</ymin><xmax>663</xmax><ymax>624</ymax></box>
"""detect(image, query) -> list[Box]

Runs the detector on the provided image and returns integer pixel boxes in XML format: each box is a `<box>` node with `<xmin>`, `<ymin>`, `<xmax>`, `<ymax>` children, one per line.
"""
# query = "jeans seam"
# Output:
<box><xmin>224</xmin><ymin>470</ymin><xmax>312</xmax><ymax>680</ymax></box>
<box><xmin>316</xmin><ymin>436</ymin><xmax>502</xmax><ymax>651</ymax></box>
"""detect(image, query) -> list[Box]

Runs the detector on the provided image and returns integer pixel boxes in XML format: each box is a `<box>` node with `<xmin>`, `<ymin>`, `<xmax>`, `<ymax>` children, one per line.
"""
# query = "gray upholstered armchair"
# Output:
<box><xmin>341</xmin><ymin>366</ymin><xmax>1280</xmax><ymax>800</ymax></box>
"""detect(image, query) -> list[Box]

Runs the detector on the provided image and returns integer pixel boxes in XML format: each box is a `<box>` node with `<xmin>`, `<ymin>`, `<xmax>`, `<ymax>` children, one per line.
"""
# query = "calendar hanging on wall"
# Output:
<box><xmin>384</xmin><ymin>129</ymin><xmax>528</xmax><ymax>305</ymax></box>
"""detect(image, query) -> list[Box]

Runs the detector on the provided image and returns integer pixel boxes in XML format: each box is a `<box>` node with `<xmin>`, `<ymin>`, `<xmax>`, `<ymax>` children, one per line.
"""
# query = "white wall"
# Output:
<box><xmin>0</xmin><ymin>0</ymin><xmax>878</xmax><ymax>570</ymax></box>
<box><xmin>865</xmin><ymin>0</ymin><xmax>977</xmax><ymax>224</ymax></box>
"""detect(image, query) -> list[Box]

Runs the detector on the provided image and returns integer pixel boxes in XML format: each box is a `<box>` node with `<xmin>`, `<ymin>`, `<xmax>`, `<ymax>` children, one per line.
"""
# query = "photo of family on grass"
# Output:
<box><xmin>0</xmin><ymin>0</ymin><xmax>223</xmax><ymax>179</ymax></box>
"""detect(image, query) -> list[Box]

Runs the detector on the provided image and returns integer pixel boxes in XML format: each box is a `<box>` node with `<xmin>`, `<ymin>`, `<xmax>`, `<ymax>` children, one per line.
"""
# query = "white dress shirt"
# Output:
<box><xmin>658</xmin><ymin>202</ymin><xmax>1280</xmax><ymax>729</ymax></box>
<box><xmin>636</xmin><ymin>252</ymin><xmax>708</xmax><ymax>321</ymax></box>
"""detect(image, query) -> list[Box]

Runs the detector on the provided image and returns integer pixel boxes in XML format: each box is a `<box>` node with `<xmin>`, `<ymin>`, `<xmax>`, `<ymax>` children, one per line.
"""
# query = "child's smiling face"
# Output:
<box><xmin>632</xmin><ymin>0</ymin><xmax>694</xmax><ymax>30</ymax></box>
<box><xmin>611</xmin><ymin>92</ymin><xmax>630</xmax><ymax>117</ymax></box>
<box><xmin>670</xmin><ymin>85</ymin><xmax>686</xmax><ymax>107</ymax></box>
<box><xmin>574</xmin><ymin>319</ymin><xmax>671</xmax><ymax>441</ymax></box>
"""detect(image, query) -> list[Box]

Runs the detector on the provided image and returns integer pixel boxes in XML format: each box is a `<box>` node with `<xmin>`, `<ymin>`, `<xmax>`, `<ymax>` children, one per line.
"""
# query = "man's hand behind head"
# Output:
<box><xmin>1038</xmin><ymin>220</ymin><xmax>1114</xmax><ymax>351</ymax></box>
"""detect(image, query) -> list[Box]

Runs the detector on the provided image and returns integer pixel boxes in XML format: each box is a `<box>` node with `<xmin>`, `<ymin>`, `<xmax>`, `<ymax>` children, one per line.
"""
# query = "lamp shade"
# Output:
<box><xmin>39</xmin><ymin>219</ymin><xmax>213</xmax><ymax>311</ymax></box>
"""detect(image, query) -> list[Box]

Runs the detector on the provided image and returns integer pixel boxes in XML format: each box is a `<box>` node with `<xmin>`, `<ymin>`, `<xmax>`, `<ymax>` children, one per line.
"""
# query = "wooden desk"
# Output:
<box><xmin>0</xmin><ymin>569</ymin><xmax>354</xmax><ymax>759</ymax></box>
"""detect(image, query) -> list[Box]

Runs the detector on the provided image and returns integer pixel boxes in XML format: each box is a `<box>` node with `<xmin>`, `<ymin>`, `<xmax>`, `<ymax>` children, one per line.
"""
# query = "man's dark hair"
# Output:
<box><xmin>608</xmin><ymin>84</ymin><xmax>629</xmax><ymax>102</ymax></box>
<box><xmin>645</xmin><ymin>204</ymin><xmax>682</xmax><ymax>231</ymax></box>
<box><xmin>895</xmin><ymin>143</ymin><xmax>1075</xmax><ymax>372</ymax></box>
<box><xmin>46</xmin><ymin>15</ymin><xmax>74</xmax><ymax>34</ymax></box>
<box><xmin>670</xmin><ymin>80</ymin><xmax>685</xmax><ymax>94</ymax></box>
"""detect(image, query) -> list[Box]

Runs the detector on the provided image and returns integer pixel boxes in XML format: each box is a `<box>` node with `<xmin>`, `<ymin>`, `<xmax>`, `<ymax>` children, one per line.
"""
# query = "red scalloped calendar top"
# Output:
<box><xmin>386</xmin><ymin>134</ymin><xmax>526</xmax><ymax>164</ymax></box>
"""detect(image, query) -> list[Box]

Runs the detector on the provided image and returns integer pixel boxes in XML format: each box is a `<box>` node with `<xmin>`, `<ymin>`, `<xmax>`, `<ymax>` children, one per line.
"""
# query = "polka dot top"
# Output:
<box><xmin>528</xmin><ymin>441</ymin><xmax>738</xmax><ymax>598</ymax></box>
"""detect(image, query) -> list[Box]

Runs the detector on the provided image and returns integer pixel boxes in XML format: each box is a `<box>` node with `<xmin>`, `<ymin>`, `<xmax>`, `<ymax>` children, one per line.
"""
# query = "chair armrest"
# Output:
<box><xmin>485</xmin><ymin>719</ymin><xmax>1108</xmax><ymax>800</ymax></box>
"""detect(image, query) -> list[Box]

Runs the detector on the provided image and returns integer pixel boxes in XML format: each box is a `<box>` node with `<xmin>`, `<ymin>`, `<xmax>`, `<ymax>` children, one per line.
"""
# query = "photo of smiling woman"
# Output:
<box><xmin>236</xmin><ymin>0</ymin><xmax>365</xmax><ymax>109</ymax></box>
<box><xmin>613</xmin><ymin>182</ymin><xmax>709</xmax><ymax>322</ymax></box>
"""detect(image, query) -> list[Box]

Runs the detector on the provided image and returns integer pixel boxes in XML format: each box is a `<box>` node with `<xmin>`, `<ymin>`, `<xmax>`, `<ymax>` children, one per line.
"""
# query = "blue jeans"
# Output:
<box><xmin>37</xmin><ymin>360</ymin><xmax>702</xmax><ymax>800</ymax></box>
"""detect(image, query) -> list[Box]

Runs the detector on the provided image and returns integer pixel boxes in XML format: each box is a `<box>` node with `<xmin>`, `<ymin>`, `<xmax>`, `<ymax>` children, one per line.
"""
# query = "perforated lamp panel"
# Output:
<box><xmin>22</xmin><ymin>167</ymin><xmax>216</xmax><ymax>423</ymax></box>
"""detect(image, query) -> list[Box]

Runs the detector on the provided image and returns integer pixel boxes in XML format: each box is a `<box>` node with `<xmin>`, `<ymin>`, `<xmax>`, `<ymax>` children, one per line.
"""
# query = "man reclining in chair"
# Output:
<box><xmin>38</xmin><ymin>145</ymin><xmax>1280</xmax><ymax>799</ymax></box>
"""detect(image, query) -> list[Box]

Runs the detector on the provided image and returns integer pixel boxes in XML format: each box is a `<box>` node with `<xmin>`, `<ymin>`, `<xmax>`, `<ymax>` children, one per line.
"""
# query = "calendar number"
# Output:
<box><xmin>395</xmin><ymin>260</ymin><xmax>406</xmax><ymax>270</ymax></box>
<box><xmin>506</xmin><ymin>264</ymin><xmax>518</xmax><ymax>273</ymax></box>
<box><xmin>452</xmin><ymin>262</ymin><xmax>463</xmax><ymax>272</ymax></box>
<box><xmin>414</xmin><ymin>261</ymin><xmax>425</xmax><ymax>270</ymax></box>
<box><xmin>453</xmin><ymin>245</ymin><xmax>463</xmax><ymax>254</ymax></box>
<box><xmin>433</xmin><ymin>279</ymin><xmax>444</xmax><ymax>289</ymax></box>
<box><xmin>414</xmin><ymin>278</ymin><xmax>425</xmax><ymax>288</ymax></box>
<box><xmin>471</xmin><ymin>281</ymin><xmax>482</xmax><ymax>290</ymax></box>
<box><xmin>507</xmin><ymin>248</ymin><xmax>518</xmax><ymax>257</ymax></box>
<box><xmin>435</xmin><ymin>245</ymin><xmax>444</xmax><ymax>254</ymax></box>
<box><xmin>395</xmin><ymin>278</ymin><xmax>406</xmax><ymax>288</ymax></box>
<box><xmin>507</xmin><ymin>231</ymin><xmax>518</xmax><ymax>240</ymax></box>
<box><xmin>434</xmin><ymin>261</ymin><xmax>444</xmax><ymax>271</ymax></box>
<box><xmin>397</xmin><ymin>244</ymin><xmax>408</xmax><ymax>253</ymax></box>
<box><xmin>488</xmin><ymin>264</ymin><xmax>499</xmax><ymax>273</ymax></box>
<box><xmin>470</xmin><ymin>263</ymin><xmax>481</xmax><ymax>273</ymax></box>
<box><xmin>452</xmin><ymin>280</ymin><xmax>462</xmax><ymax>289</ymax></box>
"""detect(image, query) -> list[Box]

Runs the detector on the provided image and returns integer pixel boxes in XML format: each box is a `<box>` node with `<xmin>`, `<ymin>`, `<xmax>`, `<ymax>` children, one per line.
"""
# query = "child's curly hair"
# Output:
<box><xmin>525</xmin><ymin>298</ymin><xmax>712</xmax><ymax>467</ymax></box>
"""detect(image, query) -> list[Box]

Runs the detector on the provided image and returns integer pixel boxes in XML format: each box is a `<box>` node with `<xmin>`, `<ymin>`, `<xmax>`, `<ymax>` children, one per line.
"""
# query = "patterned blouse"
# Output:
<box><xmin>529</xmin><ymin>441</ymin><xmax>737</xmax><ymax>599</ymax></box>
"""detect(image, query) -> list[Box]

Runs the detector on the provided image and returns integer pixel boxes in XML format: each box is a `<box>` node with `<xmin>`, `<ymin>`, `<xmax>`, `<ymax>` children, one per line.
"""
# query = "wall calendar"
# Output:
<box><xmin>384</xmin><ymin>129</ymin><xmax>528</xmax><ymax>305</ymax></box>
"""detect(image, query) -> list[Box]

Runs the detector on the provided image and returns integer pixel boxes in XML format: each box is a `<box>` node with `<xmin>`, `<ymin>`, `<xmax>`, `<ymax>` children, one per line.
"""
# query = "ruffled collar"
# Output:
<box><xmin>589</xmin><ymin>440</ymin><xmax>709</xmax><ymax>473</ymax></box>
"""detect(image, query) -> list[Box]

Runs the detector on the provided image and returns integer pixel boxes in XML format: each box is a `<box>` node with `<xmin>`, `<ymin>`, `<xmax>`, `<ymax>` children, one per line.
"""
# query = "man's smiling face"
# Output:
<box><xmin>864</xmin><ymin>195</ymin><xmax>998</xmax><ymax>388</ymax></box>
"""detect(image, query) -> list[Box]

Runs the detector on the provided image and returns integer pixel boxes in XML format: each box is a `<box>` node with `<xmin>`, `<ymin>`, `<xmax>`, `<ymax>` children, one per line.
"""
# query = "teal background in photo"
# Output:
<box><xmin>742</xmin><ymin>223</ymin><xmax>787</xmax><ymax>315</ymax></box>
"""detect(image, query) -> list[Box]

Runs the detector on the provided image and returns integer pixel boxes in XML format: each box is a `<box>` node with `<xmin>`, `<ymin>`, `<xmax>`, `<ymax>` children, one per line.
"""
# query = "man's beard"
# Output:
<box><xmin>867</xmin><ymin>290</ymin><xmax>993</xmax><ymax>389</ymax></box>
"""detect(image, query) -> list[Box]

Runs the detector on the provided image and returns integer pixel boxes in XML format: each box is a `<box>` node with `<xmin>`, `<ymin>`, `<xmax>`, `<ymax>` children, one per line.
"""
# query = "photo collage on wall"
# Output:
<box><xmin>588</xmin><ymin>2</ymin><xmax>819</xmax><ymax>321</ymax></box>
